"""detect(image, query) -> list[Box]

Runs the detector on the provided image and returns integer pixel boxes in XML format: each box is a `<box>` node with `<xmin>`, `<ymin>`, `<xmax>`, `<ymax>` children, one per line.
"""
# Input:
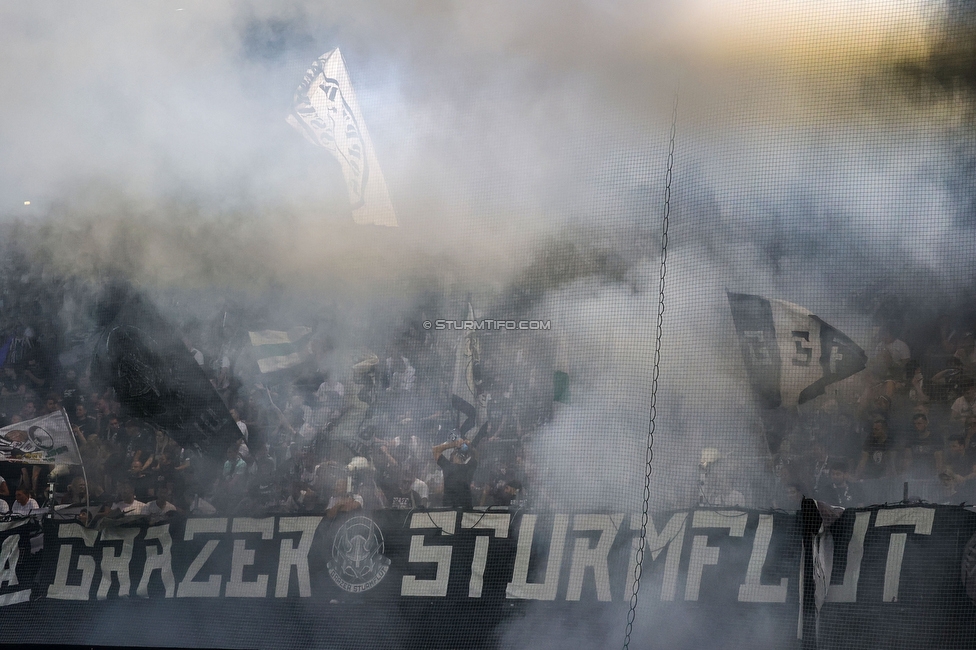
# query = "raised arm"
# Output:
<box><xmin>433</xmin><ymin>439</ymin><xmax>462</xmax><ymax>461</ymax></box>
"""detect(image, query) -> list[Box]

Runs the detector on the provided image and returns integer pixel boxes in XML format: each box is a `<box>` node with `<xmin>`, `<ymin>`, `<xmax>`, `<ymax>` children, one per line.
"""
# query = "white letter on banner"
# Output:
<box><xmin>137</xmin><ymin>525</ymin><xmax>175</xmax><ymax>598</ymax></box>
<box><xmin>0</xmin><ymin>534</ymin><xmax>29</xmax><ymax>607</ymax></box>
<box><xmin>622</xmin><ymin>512</ymin><xmax>688</xmax><ymax>602</ymax></box>
<box><xmin>461</xmin><ymin>512</ymin><xmax>509</xmax><ymax>598</ymax></box>
<box><xmin>47</xmin><ymin>524</ymin><xmax>99</xmax><ymax>600</ymax></box>
<box><xmin>0</xmin><ymin>535</ymin><xmax>20</xmax><ymax>590</ymax></box>
<box><xmin>685</xmin><ymin>511</ymin><xmax>747</xmax><ymax>601</ymax></box>
<box><xmin>738</xmin><ymin>514</ymin><xmax>787</xmax><ymax>602</ymax></box>
<box><xmin>97</xmin><ymin>527</ymin><xmax>139</xmax><ymax>599</ymax></box>
<box><xmin>227</xmin><ymin>518</ymin><xmax>274</xmax><ymax>597</ymax></box>
<box><xmin>177</xmin><ymin>518</ymin><xmax>228</xmax><ymax>598</ymax></box>
<box><xmin>401</xmin><ymin>512</ymin><xmax>457</xmax><ymax>597</ymax></box>
<box><xmin>825</xmin><ymin>511</ymin><xmax>871</xmax><ymax>603</ymax></box>
<box><xmin>275</xmin><ymin>517</ymin><xmax>322</xmax><ymax>598</ymax></box>
<box><xmin>874</xmin><ymin>507</ymin><xmax>935</xmax><ymax>603</ymax></box>
<box><xmin>506</xmin><ymin>514</ymin><xmax>569</xmax><ymax>600</ymax></box>
<box><xmin>567</xmin><ymin>514</ymin><xmax>623</xmax><ymax>602</ymax></box>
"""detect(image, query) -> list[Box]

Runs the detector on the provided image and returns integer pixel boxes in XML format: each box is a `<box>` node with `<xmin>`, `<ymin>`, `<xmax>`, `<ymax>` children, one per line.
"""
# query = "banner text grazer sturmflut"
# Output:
<box><xmin>1</xmin><ymin>507</ymin><xmax>976</xmax><ymax>648</ymax></box>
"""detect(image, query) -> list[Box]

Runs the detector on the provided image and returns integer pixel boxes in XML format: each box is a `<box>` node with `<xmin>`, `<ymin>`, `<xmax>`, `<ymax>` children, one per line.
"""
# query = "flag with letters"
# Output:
<box><xmin>287</xmin><ymin>48</ymin><xmax>398</xmax><ymax>227</ymax></box>
<box><xmin>727</xmin><ymin>292</ymin><xmax>866</xmax><ymax>408</ymax></box>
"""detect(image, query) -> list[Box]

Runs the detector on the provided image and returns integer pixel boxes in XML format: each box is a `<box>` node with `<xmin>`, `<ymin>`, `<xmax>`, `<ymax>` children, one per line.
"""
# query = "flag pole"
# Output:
<box><xmin>59</xmin><ymin>408</ymin><xmax>90</xmax><ymax>521</ymax></box>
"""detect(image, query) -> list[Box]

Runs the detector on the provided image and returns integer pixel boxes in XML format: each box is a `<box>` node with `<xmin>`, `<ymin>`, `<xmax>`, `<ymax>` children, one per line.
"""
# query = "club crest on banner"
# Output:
<box><xmin>327</xmin><ymin>516</ymin><xmax>391</xmax><ymax>593</ymax></box>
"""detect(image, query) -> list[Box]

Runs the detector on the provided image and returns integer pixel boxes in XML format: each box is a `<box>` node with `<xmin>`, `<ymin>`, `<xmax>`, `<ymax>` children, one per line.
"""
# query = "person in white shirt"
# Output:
<box><xmin>230</xmin><ymin>408</ymin><xmax>248</xmax><ymax>443</ymax></box>
<box><xmin>146</xmin><ymin>484</ymin><xmax>178</xmax><ymax>524</ymax></box>
<box><xmin>952</xmin><ymin>385</ymin><xmax>976</xmax><ymax>422</ymax></box>
<box><xmin>11</xmin><ymin>487</ymin><xmax>38</xmax><ymax>516</ymax></box>
<box><xmin>183</xmin><ymin>337</ymin><xmax>205</xmax><ymax>367</ymax></box>
<box><xmin>326</xmin><ymin>479</ymin><xmax>363</xmax><ymax>518</ymax></box>
<box><xmin>875</xmin><ymin>329</ymin><xmax>911</xmax><ymax>370</ymax></box>
<box><xmin>0</xmin><ymin>498</ymin><xmax>8</xmax><ymax>515</ymax></box>
<box><xmin>212</xmin><ymin>352</ymin><xmax>232</xmax><ymax>394</ymax></box>
<box><xmin>106</xmin><ymin>482</ymin><xmax>147</xmax><ymax>517</ymax></box>
<box><xmin>393</xmin><ymin>356</ymin><xmax>416</xmax><ymax>392</ymax></box>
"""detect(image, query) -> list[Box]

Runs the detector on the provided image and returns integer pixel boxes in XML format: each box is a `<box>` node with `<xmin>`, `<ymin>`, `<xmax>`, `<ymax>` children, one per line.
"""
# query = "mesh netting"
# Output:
<box><xmin>1</xmin><ymin>2</ymin><xmax>976</xmax><ymax>649</ymax></box>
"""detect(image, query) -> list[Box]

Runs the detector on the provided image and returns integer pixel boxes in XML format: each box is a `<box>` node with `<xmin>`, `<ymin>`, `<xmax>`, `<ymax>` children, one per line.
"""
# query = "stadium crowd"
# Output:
<box><xmin>3</xmin><ymin>245</ymin><xmax>976</xmax><ymax>519</ymax></box>
<box><xmin>769</xmin><ymin>318</ymin><xmax>976</xmax><ymax>508</ymax></box>
<box><xmin>0</xmin><ymin>266</ymin><xmax>543</xmax><ymax>522</ymax></box>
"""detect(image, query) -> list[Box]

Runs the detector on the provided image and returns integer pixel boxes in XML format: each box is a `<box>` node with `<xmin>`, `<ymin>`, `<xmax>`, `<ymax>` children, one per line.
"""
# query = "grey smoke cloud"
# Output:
<box><xmin>0</xmin><ymin>1</ymin><xmax>665</xmax><ymax>227</ymax></box>
<box><xmin>3</xmin><ymin>2</ymin><xmax>976</xmax><ymax>647</ymax></box>
<box><xmin>3</xmin><ymin>0</ymin><xmax>975</xmax><ymax>544</ymax></box>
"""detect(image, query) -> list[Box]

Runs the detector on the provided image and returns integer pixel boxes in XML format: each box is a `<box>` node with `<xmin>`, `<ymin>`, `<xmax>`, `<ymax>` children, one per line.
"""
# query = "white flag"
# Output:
<box><xmin>248</xmin><ymin>327</ymin><xmax>312</xmax><ymax>374</ymax></box>
<box><xmin>450</xmin><ymin>302</ymin><xmax>484</xmax><ymax>438</ymax></box>
<box><xmin>0</xmin><ymin>410</ymin><xmax>82</xmax><ymax>465</ymax></box>
<box><xmin>287</xmin><ymin>48</ymin><xmax>398</xmax><ymax>227</ymax></box>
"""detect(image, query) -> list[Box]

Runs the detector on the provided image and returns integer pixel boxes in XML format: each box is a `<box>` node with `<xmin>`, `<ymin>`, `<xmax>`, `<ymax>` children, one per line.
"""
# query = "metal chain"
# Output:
<box><xmin>622</xmin><ymin>83</ymin><xmax>678</xmax><ymax>650</ymax></box>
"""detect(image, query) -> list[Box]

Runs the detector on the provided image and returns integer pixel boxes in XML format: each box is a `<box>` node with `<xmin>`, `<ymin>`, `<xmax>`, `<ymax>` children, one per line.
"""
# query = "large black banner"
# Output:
<box><xmin>1</xmin><ymin>507</ymin><xmax>975</xmax><ymax>648</ymax></box>
<box><xmin>90</xmin><ymin>283</ymin><xmax>241</xmax><ymax>458</ymax></box>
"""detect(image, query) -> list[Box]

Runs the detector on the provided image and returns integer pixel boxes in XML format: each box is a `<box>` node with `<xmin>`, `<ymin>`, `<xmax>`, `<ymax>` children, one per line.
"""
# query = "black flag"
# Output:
<box><xmin>90</xmin><ymin>283</ymin><xmax>241</xmax><ymax>458</ymax></box>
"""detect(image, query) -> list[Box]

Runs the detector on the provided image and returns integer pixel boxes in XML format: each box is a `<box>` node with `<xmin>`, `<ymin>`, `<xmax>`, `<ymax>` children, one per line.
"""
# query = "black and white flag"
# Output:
<box><xmin>287</xmin><ymin>48</ymin><xmax>398</xmax><ymax>227</ymax></box>
<box><xmin>0</xmin><ymin>410</ymin><xmax>82</xmax><ymax>465</ymax></box>
<box><xmin>727</xmin><ymin>292</ymin><xmax>866</xmax><ymax>408</ymax></box>
<box><xmin>451</xmin><ymin>302</ymin><xmax>483</xmax><ymax>438</ymax></box>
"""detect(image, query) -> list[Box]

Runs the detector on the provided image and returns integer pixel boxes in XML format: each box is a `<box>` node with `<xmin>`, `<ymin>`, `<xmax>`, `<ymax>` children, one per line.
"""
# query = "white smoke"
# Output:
<box><xmin>2</xmin><ymin>1</ymin><xmax>976</xmax><ymax>649</ymax></box>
